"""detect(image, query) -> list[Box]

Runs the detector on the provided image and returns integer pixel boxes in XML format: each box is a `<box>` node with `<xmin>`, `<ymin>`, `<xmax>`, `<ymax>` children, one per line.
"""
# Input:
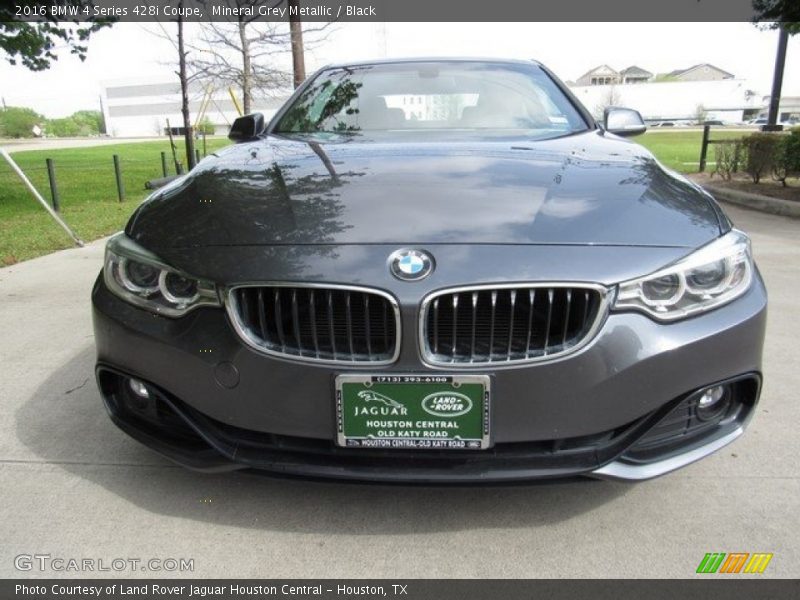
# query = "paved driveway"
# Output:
<box><xmin>0</xmin><ymin>204</ymin><xmax>797</xmax><ymax>578</ymax></box>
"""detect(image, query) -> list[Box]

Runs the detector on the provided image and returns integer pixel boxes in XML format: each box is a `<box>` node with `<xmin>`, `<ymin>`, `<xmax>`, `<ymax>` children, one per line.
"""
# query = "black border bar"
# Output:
<box><xmin>7</xmin><ymin>0</ymin><xmax>783</xmax><ymax>23</ymax></box>
<box><xmin>3</xmin><ymin>579</ymin><xmax>800</xmax><ymax>600</ymax></box>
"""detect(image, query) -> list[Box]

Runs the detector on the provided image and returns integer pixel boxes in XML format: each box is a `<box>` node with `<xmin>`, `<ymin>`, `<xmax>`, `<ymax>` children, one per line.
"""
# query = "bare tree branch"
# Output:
<box><xmin>187</xmin><ymin>0</ymin><xmax>335</xmax><ymax>114</ymax></box>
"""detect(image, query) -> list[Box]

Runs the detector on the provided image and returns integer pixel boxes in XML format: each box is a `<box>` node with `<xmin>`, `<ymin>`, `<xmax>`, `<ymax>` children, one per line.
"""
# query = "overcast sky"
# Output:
<box><xmin>1</xmin><ymin>22</ymin><xmax>798</xmax><ymax>117</ymax></box>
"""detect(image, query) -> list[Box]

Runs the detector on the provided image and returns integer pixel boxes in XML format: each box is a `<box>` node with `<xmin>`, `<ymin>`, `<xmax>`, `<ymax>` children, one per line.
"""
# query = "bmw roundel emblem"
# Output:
<box><xmin>389</xmin><ymin>249</ymin><xmax>434</xmax><ymax>281</ymax></box>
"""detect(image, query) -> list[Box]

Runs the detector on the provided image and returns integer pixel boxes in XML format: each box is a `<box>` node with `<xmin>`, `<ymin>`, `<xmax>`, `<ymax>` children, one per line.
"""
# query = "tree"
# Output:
<box><xmin>695</xmin><ymin>104</ymin><xmax>707</xmax><ymax>124</ymax></box>
<box><xmin>71</xmin><ymin>109</ymin><xmax>104</xmax><ymax>133</ymax></box>
<box><xmin>176</xmin><ymin>7</ymin><xmax>196</xmax><ymax>170</ymax></box>
<box><xmin>150</xmin><ymin>3</ymin><xmax>198</xmax><ymax>170</ymax></box>
<box><xmin>594</xmin><ymin>86</ymin><xmax>623</xmax><ymax>120</ymax></box>
<box><xmin>288</xmin><ymin>0</ymin><xmax>306</xmax><ymax>88</ymax></box>
<box><xmin>751</xmin><ymin>1</ymin><xmax>800</xmax><ymax>34</ymax></box>
<box><xmin>0</xmin><ymin>2</ymin><xmax>111</xmax><ymax>71</ymax></box>
<box><xmin>0</xmin><ymin>106</ymin><xmax>45</xmax><ymax>138</ymax></box>
<box><xmin>192</xmin><ymin>20</ymin><xmax>292</xmax><ymax>115</ymax></box>
<box><xmin>45</xmin><ymin>110</ymin><xmax>103</xmax><ymax>137</ymax></box>
<box><xmin>190</xmin><ymin>1</ymin><xmax>331</xmax><ymax>114</ymax></box>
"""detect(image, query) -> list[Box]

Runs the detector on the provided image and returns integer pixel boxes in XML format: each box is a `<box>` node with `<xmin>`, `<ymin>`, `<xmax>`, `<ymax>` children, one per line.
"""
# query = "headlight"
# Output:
<box><xmin>614</xmin><ymin>229</ymin><xmax>753</xmax><ymax>321</ymax></box>
<box><xmin>103</xmin><ymin>233</ymin><xmax>220</xmax><ymax>317</ymax></box>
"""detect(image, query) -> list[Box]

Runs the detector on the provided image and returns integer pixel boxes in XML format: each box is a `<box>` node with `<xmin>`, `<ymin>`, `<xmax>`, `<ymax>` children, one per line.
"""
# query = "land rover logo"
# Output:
<box><xmin>389</xmin><ymin>249</ymin><xmax>434</xmax><ymax>281</ymax></box>
<box><xmin>421</xmin><ymin>391</ymin><xmax>473</xmax><ymax>417</ymax></box>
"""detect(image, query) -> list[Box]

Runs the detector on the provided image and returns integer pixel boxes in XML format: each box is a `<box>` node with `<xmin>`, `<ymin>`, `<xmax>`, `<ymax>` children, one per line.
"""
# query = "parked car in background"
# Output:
<box><xmin>92</xmin><ymin>58</ymin><xmax>766</xmax><ymax>483</ymax></box>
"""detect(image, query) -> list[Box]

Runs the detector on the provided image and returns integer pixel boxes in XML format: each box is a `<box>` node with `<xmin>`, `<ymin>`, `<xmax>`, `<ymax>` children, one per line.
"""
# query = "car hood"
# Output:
<box><xmin>127</xmin><ymin>130</ymin><xmax>724</xmax><ymax>250</ymax></box>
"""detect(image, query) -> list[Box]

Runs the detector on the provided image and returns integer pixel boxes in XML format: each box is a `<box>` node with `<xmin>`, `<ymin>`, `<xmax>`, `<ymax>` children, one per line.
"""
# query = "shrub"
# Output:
<box><xmin>771</xmin><ymin>129</ymin><xmax>800</xmax><ymax>186</ymax></box>
<box><xmin>71</xmin><ymin>110</ymin><xmax>104</xmax><ymax>134</ymax></box>
<box><xmin>45</xmin><ymin>110</ymin><xmax>104</xmax><ymax>137</ymax></box>
<box><xmin>0</xmin><ymin>106</ymin><xmax>45</xmax><ymax>138</ymax></box>
<box><xmin>196</xmin><ymin>117</ymin><xmax>216</xmax><ymax>135</ymax></box>
<box><xmin>741</xmin><ymin>133</ymin><xmax>784</xmax><ymax>184</ymax></box>
<box><xmin>46</xmin><ymin>117</ymin><xmax>82</xmax><ymax>137</ymax></box>
<box><xmin>713</xmin><ymin>140</ymin><xmax>743</xmax><ymax>181</ymax></box>
<box><xmin>783</xmin><ymin>128</ymin><xmax>800</xmax><ymax>173</ymax></box>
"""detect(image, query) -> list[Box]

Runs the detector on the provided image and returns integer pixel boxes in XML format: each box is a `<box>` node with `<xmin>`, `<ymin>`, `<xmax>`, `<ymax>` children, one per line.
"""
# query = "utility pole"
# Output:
<box><xmin>288</xmin><ymin>0</ymin><xmax>306</xmax><ymax>88</ymax></box>
<box><xmin>763</xmin><ymin>25</ymin><xmax>789</xmax><ymax>132</ymax></box>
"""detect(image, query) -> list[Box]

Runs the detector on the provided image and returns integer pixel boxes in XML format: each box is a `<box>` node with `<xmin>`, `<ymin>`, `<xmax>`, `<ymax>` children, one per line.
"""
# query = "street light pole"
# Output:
<box><xmin>763</xmin><ymin>25</ymin><xmax>789</xmax><ymax>132</ymax></box>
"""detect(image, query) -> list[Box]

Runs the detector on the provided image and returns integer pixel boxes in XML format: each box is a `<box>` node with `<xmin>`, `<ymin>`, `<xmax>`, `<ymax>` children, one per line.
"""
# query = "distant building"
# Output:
<box><xmin>666</xmin><ymin>64</ymin><xmax>735</xmax><ymax>82</ymax></box>
<box><xmin>576</xmin><ymin>65</ymin><xmax>620</xmax><ymax>86</ymax></box>
<box><xmin>619</xmin><ymin>66</ymin><xmax>653</xmax><ymax>84</ymax></box>
<box><xmin>102</xmin><ymin>78</ymin><xmax>288</xmax><ymax>138</ymax></box>
<box><xmin>568</xmin><ymin>78</ymin><xmax>761</xmax><ymax>123</ymax></box>
<box><xmin>755</xmin><ymin>96</ymin><xmax>800</xmax><ymax>123</ymax></box>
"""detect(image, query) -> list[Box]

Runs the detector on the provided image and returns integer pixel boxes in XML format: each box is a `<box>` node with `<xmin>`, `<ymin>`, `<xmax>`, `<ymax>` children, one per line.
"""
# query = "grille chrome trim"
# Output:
<box><xmin>419</xmin><ymin>282</ymin><xmax>612</xmax><ymax>368</ymax></box>
<box><xmin>225</xmin><ymin>283</ymin><xmax>401</xmax><ymax>366</ymax></box>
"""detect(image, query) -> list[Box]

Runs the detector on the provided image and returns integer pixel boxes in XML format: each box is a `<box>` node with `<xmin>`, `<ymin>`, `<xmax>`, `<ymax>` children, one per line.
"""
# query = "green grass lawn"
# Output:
<box><xmin>0</xmin><ymin>129</ymin><xmax>746</xmax><ymax>267</ymax></box>
<box><xmin>635</xmin><ymin>129</ymin><xmax>743</xmax><ymax>172</ymax></box>
<box><xmin>0</xmin><ymin>138</ymin><xmax>230</xmax><ymax>266</ymax></box>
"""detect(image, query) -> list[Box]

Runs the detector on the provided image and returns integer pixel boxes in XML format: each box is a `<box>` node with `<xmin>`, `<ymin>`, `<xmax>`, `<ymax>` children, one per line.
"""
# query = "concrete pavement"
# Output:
<box><xmin>0</xmin><ymin>204</ymin><xmax>798</xmax><ymax>578</ymax></box>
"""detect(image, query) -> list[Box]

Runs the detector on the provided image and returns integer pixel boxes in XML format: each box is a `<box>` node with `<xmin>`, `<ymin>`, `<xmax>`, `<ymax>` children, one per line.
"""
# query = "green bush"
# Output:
<box><xmin>772</xmin><ymin>128</ymin><xmax>800</xmax><ymax>186</ymax></box>
<box><xmin>196</xmin><ymin>117</ymin><xmax>216</xmax><ymax>135</ymax></box>
<box><xmin>45</xmin><ymin>110</ymin><xmax>104</xmax><ymax>137</ymax></box>
<box><xmin>741</xmin><ymin>133</ymin><xmax>783</xmax><ymax>184</ymax></box>
<box><xmin>713</xmin><ymin>140</ymin><xmax>743</xmax><ymax>180</ymax></box>
<box><xmin>784</xmin><ymin>128</ymin><xmax>800</xmax><ymax>173</ymax></box>
<box><xmin>71</xmin><ymin>110</ymin><xmax>104</xmax><ymax>134</ymax></box>
<box><xmin>0</xmin><ymin>106</ymin><xmax>45</xmax><ymax>138</ymax></box>
<box><xmin>46</xmin><ymin>117</ymin><xmax>82</xmax><ymax>137</ymax></box>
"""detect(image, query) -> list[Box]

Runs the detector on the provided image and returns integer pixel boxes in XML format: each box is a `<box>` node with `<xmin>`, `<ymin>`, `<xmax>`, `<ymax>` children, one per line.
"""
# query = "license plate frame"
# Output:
<box><xmin>335</xmin><ymin>374</ymin><xmax>491</xmax><ymax>450</ymax></box>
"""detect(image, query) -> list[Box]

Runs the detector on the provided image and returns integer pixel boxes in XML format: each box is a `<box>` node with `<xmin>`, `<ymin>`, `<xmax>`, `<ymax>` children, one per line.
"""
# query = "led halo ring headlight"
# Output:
<box><xmin>117</xmin><ymin>257</ymin><xmax>160</xmax><ymax>296</ymax></box>
<box><xmin>639</xmin><ymin>273</ymin><xmax>686</xmax><ymax>309</ymax></box>
<box><xmin>614</xmin><ymin>229</ymin><xmax>754</xmax><ymax>322</ymax></box>
<box><xmin>158</xmin><ymin>270</ymin><xmax>200</xmax><ymax>306</ymax></box>
<box><xmin>683</xmin><ymin>258</ymin><xmax>735</xmax><ymax>296</ymax></box>
<box><xmin>103</xmin><ymin>233</ymin><xmax>219</xmax><ymax>317</ymax></box>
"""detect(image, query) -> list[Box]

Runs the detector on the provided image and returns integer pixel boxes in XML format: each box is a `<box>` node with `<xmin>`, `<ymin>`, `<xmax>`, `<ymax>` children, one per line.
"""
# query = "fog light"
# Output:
<box><xmin>696</xmin><ymin>385</ymin><xmax>730</xmax><ymax>422</ymax></box>
<box><xmin>128</xmin><ymin>378</ymin><xmax>150</xmax><ymax>399</ymax></box>
<box><xmin>698</xmin><ymin>385</ymin><xmax>724</xmax><ymax>407</ymax></box>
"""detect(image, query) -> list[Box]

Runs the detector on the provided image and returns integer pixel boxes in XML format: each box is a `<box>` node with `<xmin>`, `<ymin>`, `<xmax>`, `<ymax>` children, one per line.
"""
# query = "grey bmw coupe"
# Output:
<box><xmin>92</xmin><ymin>58</ymin><xmax>766</xmax><ymax>482</ymax></box>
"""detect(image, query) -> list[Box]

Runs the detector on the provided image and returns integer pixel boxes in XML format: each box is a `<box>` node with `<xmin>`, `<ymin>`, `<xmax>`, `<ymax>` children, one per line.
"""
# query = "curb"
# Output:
<box><xmin>701</xmin><ymin>183</ymin><xmax>800</xmax><ymax>219</ymax></box>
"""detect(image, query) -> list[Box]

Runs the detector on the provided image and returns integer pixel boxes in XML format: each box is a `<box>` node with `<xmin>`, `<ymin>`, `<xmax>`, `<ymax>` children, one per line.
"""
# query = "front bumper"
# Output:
<box><xmin>92</xmin><ymin>269</ymin><xmax>767</xmax><ymax>483</ymax></box>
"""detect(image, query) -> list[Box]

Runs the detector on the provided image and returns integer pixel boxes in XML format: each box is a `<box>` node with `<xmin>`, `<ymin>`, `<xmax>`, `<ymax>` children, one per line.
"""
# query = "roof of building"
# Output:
<box><xmin>576</xmin><ymin>64</ymin><xmax>620</xmax><ymax>80</ymax></box>
<box><xmin>668</xmin><ymin>63</ymin><xmax>735</xmax><ymax>78</ymax></box>
<box><xmin>620</xmin><ymin>65</ymin><xmax>653</xmax><ymax>77</ymax></box>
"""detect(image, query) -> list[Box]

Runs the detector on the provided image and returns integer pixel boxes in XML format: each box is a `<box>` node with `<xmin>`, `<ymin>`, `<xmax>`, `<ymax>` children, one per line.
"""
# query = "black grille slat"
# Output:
<box><xmin>233</xmin><ymin>286</ymin><xmax>397</xmax><ymax>363</ymax></box>
<box><xmin>274</xmin><ymin>289</ymin><xmax>286</xmax><ymax>351</ymax></box>
<box><xmin>309</xmin><ymin>290</ymin><xmax>320</xmax><ymax>358</ymax></box>
<box><xmin>543</xmin><ymin>289</ymin><xmax>554</xmax><ymax>354</ymax></box>
<box><xmin>364</xmin><ymin>295</ymin><xmax>372</xmax><ymax>360</ymax></box>
<box><xmin>425</xmin><ymin>286</ymin><xmax>603</xmax><ymax>364</ymax></box>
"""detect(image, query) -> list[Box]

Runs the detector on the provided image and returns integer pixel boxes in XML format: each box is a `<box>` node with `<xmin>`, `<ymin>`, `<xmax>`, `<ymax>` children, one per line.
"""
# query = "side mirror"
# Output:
<box><xmin>228</xmin><ymin>112</ymin><xmax>266</xmax><ymax>142</ymax></box>
<box><xmin>604</xmin><ymin>107</ymin><xmax>647</xmax><ymax>137</ymax></box>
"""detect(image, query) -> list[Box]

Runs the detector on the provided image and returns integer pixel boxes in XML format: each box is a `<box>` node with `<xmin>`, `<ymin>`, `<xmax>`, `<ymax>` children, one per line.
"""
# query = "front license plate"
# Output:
<box><xmin>335</xmin><ymin>374</ymin><xmax>491</xmax><ymax>450</ymax></box>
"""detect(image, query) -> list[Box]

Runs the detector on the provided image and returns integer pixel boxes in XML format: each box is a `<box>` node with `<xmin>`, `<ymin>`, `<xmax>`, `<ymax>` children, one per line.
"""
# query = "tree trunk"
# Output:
<box><xmin>288</xmin><ymin>0</ymin><xmax>306</xmax><ymax>88</ymax></box>
<box><xmin>238</xmin><ymin>20</ymin><xmax>252</xmax><ymax>115</ymax></box>
<box><xmin>177</xmin><ymin>11</ymin><xmax>196</xmax><ymax>170</ymax></box>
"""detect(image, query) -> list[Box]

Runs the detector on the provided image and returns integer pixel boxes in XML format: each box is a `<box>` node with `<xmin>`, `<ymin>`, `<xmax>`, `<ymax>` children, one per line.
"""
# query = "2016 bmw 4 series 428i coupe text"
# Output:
<box><xmin>92</xmin><ymin>59</ymin><xmax>766</xmax><ymax>482</ymax></box>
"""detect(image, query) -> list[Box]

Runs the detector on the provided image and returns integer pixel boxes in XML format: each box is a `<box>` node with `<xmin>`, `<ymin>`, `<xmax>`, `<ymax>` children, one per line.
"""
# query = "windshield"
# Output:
<box><xmin>273</xmin><ymin>61</ymin><xmax>590</xmax><ymax>140</ymax></box>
